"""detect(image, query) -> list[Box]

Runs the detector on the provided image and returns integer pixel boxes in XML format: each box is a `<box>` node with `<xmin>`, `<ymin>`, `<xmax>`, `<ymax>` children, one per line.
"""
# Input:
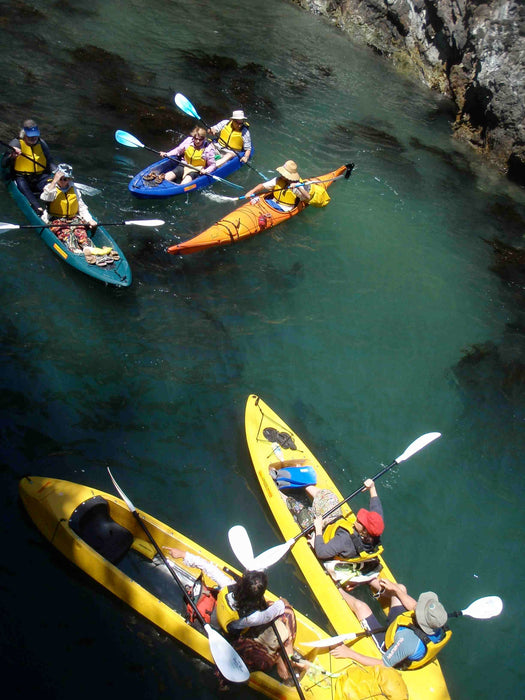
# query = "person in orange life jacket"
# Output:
<box><xmin>331</xmin><ymin>579</ymin><xmax>450</xmax><ymax>670</ymax></box>
<box><xmin>208</xmin><ymin>110</ymin><xmax>252</xmax><ymax>167</ymax></box>
<box><xmin>159</xmin><ymin>126</ymin><xmax>216</xmax><ymax>184</ymax></box>
<box><xmin>306</xmin><ymin>479</ymin><xmax>384</xmax><ymax>561</ymax></box>
<box><xmin>164</xmin><ymin>547</ymin><xmax>305</xmax><ymax>681</ymax></box>
<box><xmin>40</xmin><ymin>164</ymin><xmax>97</xmax><ymax>248</ymax></box>
<box><xmin>244</xmin><ymin>160</ymin><xmax>310</xmax><ymax>212</ymax></box>
<box><xmin>1</xmin><ymin>119</ymin><xmax>56</xmax><ymax>215</ymax></box>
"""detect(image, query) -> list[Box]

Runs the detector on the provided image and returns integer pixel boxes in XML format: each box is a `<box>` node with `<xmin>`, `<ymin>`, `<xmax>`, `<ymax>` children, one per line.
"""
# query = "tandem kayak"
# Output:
<box><xmin>128</xmin><ymin>150</ymin><xmax>250</xmax><ymax>199</ymax></box>
<box><xmin>5</xmin><ymin>176</ymin><xmax>131</xmax><ymax>287</ymax></box>
<box><xmin>168</xmin><ymin>163</ymin><xmax>353</xmax><ymax>256</ymax></box>
<box><xmin>20</xmin><ymin>475</ymin><xmax>360</xmax><ymax>699</ymax></box>
<box><xmin>244</xmin><ymin>395</ymin><xmax>451</xmax><ymax>700</ymax></box>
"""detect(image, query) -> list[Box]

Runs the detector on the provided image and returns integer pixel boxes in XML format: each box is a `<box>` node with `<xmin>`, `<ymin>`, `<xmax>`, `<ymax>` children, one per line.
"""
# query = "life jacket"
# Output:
<box><xmin>184</xmin><ymin>141</ymin><xmax>209</xmax><ymax>168</ymax></box>
<box><xmin>217</xmin><ymin>121</ymin><xmax>246</xmax><ymax>151</ymax></box>
<box><xmin>334</xmin><ymin>664</ymin><xmax>408</xmax><ymax>700</ymax></box>
<box><xmin>322</xmin><ymin>517</ymin><xmax>384</xmax><ymax>563</ymax></box>
<box><xmin>186</xmin><ymin>574</ymin><xmax>217</xmax><ymax>626</ymax></box>
<box><xmin>215</xmin><ymin>585</ymin><xmax>241</xmax><ymax>634</ymax></box>
<box><xmin>14</xmin><ymin>140</ymin><xmax>47</xmax><ymax>175</ymax></box>
<box><xmin>384</xmin><ymin>610</ymin><xmax>452</xmax><ymax>670</ymax></box>
<box><xmin>272</xmin><ymin>176</ymin><xmax>301</xmax><ymax>207</ymax></box>
<box><xmin>47</xmin><ymin>184</ymin><xmax>79</xmax><ymax>219</ymax></box>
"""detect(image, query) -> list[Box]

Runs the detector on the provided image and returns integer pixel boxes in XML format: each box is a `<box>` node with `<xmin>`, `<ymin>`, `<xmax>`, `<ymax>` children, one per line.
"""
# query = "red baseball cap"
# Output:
<box><xmin>356</xmin><ymin>509</ymin><xmax>384</xmax><ymax>536</ymax></box>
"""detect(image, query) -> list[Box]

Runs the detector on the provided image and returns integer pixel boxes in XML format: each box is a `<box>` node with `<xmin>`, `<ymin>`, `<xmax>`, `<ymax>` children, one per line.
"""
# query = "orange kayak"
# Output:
<box><xmin>168</xmin><ymin>163</ymin><xmax>353</xmax><ymax>255</ymax></box>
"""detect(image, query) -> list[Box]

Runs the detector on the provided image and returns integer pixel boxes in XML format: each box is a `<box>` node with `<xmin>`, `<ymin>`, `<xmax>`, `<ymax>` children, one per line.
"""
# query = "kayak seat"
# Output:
<box><xmin>69</xmin><ymin>496</ymin><xmax>134</xmax><ymax>564</ymax></box>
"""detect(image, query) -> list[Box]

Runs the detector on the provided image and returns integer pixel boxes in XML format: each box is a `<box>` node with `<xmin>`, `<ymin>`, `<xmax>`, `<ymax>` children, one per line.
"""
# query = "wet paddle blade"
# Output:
<box><xmin>174</xmin><ymin>93</ymin><xmax>201</xmax><ymax>120</ymax></box>
<box><xmin>250</xmin><ymin>539</ymin><xmax>295</xmax><ymax>570</ymax></box>
<box><xmin>75</xmin><ymin>182</ymin><xmax>101</xmax><ymax>196</ymax></box>
<box><xmin>115</xmin><ymin>129</ymin><xmax>144</xmax><ymax>149</ymax></box>
<box><xmin>228</xmin><ymin>526</ymin><xmax>254</xmax><ymax>571</ymax></box>
<box><xmin>461</xmin><ymin>596</ymin><xmax>503</xmax><ymax>619</ymax></box>
<box><xmin>124</xmin><ymin>219</ymin><xmax>165</xmax><ymax>227</ymax></box>
<box><xmin>204</xmin><ymin>624</ymin><xmax>250</xmax><ymax>682</ymax></box>
<box><xmin>0</xmin><ymin>222</ymin><xmax>21</xmax><ymax>231</ymax></box>
<box><xmin>395</xmin><ymin>432</ymin><xmax>441</xmax><ymax>463</ymax></box>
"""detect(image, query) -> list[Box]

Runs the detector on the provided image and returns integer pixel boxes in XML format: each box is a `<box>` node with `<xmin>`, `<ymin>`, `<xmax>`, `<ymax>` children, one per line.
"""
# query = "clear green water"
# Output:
<box><xmin>1</xmin><ymin>1</ymin><xmax>524</xmax><ymax>698</ymax></box>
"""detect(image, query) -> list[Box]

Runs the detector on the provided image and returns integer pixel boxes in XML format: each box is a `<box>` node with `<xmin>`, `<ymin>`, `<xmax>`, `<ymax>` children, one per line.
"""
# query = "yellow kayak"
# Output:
<box><xmin>244</xmin><ymin>395</ymin><xmax>451</xmax><ymax>700</ymax></box>
<box><xmin>20</xmin><ymin>475</ymin><xmax>364</xmax><ymax>699</ymax></box>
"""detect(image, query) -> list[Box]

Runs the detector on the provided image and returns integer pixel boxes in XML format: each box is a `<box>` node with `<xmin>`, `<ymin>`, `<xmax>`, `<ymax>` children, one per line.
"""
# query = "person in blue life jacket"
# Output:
<box><xmin>244</xmin><ymin>160</ymin><xmax>311</xmax><ymax>212</ymax></box>
<box><xmin>208</xmin><ymin>109</ymin><xmax>252</xmax><ymax>167</ymax></box>
<box><xmin>2</xmin><ymin>119</ymin><xmax>56</xmax><ymax>214</ymax></box>
<box><xmin>331</xmin><ymin>579</ymin><xmax>452</xmax><ymax>670</ymax></box>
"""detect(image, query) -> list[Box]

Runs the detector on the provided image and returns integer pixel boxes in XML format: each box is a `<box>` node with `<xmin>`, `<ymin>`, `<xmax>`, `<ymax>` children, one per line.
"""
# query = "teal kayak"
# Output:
<box><xmin>4</xmin><ymin>174</ymin><xmax>132</xmax><ymax>287</ymax></box>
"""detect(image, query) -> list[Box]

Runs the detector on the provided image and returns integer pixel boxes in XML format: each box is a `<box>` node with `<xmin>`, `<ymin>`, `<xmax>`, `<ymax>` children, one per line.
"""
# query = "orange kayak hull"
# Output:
<box><xmin>168</xmin><ymin>164</ymin><xmax>349</xmax><ymax>256</ymax></box>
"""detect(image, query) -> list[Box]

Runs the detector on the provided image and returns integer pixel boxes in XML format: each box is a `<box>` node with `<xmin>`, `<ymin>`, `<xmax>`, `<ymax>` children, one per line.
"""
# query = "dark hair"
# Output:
<box><xmin>233</xmin><ymin>570</ymin><xmax>268</xmax><ymax>617</ymax></box>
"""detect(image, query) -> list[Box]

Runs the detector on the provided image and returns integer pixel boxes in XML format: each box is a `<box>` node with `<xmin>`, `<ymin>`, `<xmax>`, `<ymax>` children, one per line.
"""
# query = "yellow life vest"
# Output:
<box><xmin>218</xmin><ymin>121</ymin><xmax>245</xmax><ymax>152</ymax></box>
<box><xmin>184</xmin><ymin>143</ymin><xmax>207</xmax><ymax>168</ymax></box>
<box><xmin>322</xmin><ymin>517</ymin><xmax>384</xmax><ymax>562</ymax></box>
<box><xmin>384</xmin><ymin>610</ymin><xmax>452</xmax><ymax>670</ymax></box>
<box><xmin>47</xmin><ymin>185</ymin><xmax>79</xmax><ymax>219</ymax></box>
<box><xmin>308</xmin><ymin>182</ymin><xmax>331</xmax><ymax>207</ymax></box>
<box><xmin>14</xmin><ymin>140</ymin><xmax>47</xmax><ymax>175</ymax></box>
<box><xmin>334</xmin><ymin>664</ymin><xmax>408</xmax><ymax>700</ymax></box>
<box><xmin>272</xmin><ymin>176</ymin><xmax>301</xmax><ymax>207</ymax></box>
<box><xmin>215</xmin><ymin>586</ymin><xmax>240</xmax><ymax>634</ymax></box>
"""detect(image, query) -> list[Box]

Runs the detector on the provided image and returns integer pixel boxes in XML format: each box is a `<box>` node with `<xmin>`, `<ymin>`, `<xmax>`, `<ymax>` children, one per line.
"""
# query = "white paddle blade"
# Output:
<box><xmin>124</xmin><ymin>219</ymin><xmax>165</xmax><ymax>227</ymax></box>
<box><xmin>300</xmin><ymin>632</ymin><xmax>358</xmax><ymax>648</ymax></box>
<box><xmin>0</xmin><ymin>222</ymin><xmax>20</xmax><ymax>230</ymax></box>
<box><xmin>228</xmin><ymin>526</ymin><xmax>255</xmax><ymax>570</ymax></box>
<box><xmin>107</xmin><ymin>467</ymin><xmax>136</xmax><ymax>513</ymax></box>
<box><xmin>461</xmin><ymin>596</ymin><xmax>503</xmax><ymax>619</ymax></box>
<box><xmin>174</xmin><ymin>93</ymin><xmax>200</xmax><ymax>119</ymax></box>
<box><xmin>250</xmin><ymin>539</ymin><xmax>295</xmax><ymax>571</ymax></box>
<box><xmin>114</xmin><ymin>129</ymin><xmax>144</xmax><ymax>149</ymax></box>
<box><xmin>75</xmin><ymin>182</ymin><xmax>101</xmax><ymax>196</ymax></box>
<box><xmin>204</xmin><ymin>624</ymin><xmax>250</xmax><ymax>682</ymax></box>
<box><xmin>395</xmin><ymin>432</ymin><xmax>441</xmax><ymax>463</ymax></box>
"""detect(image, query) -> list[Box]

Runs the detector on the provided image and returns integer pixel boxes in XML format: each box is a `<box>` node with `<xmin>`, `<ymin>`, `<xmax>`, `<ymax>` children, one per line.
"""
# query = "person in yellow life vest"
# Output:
<box><xmin>1</xmin><ymin>119</ymin><xmax>56</xmax><ymax>215</ymax></box>
<box><xmin>331</xmin><ymin>579</ymin><xmax>451</xmax><ymax>671</ymax></box>
<box><xmin>208</xmin><ymin>110</ymin><xmax>252</xmax><ymax>167</ymax></box>
<box><xmin>244</xmin><ymin>160</ymin><xmax>311</xmax><ymax>212</ymax></box>
<box><xmin>158</xmin><ymin>126</ymin><xmax>217</xmax><ymax>185</ymax></box>
<box><xmin>164</xmin><ymin>547</ymin><xmax>305</xmax><ymax>683</ymax></box>
<box><xmin>40</xmin><ymin>164</ymin><xmax>97</xmax><ymax>250</ymax></box>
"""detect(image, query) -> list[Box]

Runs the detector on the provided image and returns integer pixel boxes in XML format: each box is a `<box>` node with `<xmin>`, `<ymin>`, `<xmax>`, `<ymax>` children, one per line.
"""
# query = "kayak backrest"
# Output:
<box><xmin>273</xmin><ymin>465</ymin><xmax>318</xmax><ymax>490</ymax></box>
<box><xmin>69</xmin><ymin>495</ymin><xmax>133</xmax><ymax>564</ymax></box>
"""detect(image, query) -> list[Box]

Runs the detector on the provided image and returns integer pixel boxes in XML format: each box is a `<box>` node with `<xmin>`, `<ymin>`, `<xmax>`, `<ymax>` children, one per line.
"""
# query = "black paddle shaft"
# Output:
<box><xmin>292</xmin><ymin>458</ymin><xmax>397</xmax><ymax>543</ymax></box>
<box><xmin>146</xmin><ymin>144</ymin><xmax>206</xmax><ymax>176</ymax></box>
<box><xmin>130</xmin><ymin>510</ymin><xmax>208</xmax><ymax>628</ymax></box>
<box><xmin>271</xmin><ymin>621</ymin><xmax>306</xmax><ymax>700</ymax></box>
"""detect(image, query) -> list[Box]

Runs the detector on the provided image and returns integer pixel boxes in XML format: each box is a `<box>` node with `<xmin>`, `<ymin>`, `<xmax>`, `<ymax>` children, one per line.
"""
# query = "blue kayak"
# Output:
<box><xmin>128</xmin><ymin>150</ymin><xmax>250</xmax><ymax>199</ymax></box>
<box><xmin>4</xmin><ymin>175</ymin><xmax>132</xmax><ymax>287</ymax></box>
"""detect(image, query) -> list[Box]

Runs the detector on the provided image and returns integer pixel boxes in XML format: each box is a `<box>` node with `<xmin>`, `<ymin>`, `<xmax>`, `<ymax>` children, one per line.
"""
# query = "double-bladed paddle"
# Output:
<box><xmin>229</xmin><ymin>431</ymin><xmax>441</xmax><ymax>571</ymax></box>
<box><xmin>300</xmin><ymin>596</ymin><xmax>504</xmax><ymax>648</ymax></box>
<box><xmin>114</xmin><ymin>129</ymin><xmax>244</xmax><ymax>190</ymax></box>
<box><xmin>0</xmin><ymin>219</ymin><xmax>164</xmax><ymax>232</ymax></box>
<box><xmin>174</xmin><ymin>93</ymin><xmax>268</xmax><ymax>180</ymax></box>
<box><xmin>106</xmin><ymin>468</ymin><xmax>250</xmax><ymax>684</ymax></box>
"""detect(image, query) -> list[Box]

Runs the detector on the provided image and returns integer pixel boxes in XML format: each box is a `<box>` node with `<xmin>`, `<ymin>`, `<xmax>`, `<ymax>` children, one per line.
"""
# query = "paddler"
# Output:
<box><xmin>40</xmin><ymin>164</ymin><xmax>97</xmax><ymax>250</ymax></box>
<box><xmin>208</xmin><ymin>109</ymin><xmax>252</xmax><ymax>167</ymax></box>
<box><xmin>164</xmin><ymin>547</ymin><xmax>306</xmax><ymax>684</ymax></box>
<box><xmin>244</xmin><ymin>160</ymin><xmax>311</xmax><ymax>212</ymax></box>
<box><xmin>332</xmin><ymin>579</ymin><xmax>451</xmax><ymax>670</ymax></box>
<box><xmin>1</xmin><ymin>119</ymin><xmax>56</xmax><ymax>215</ymax></box>
<box><xmin>159</xmin><ymin>126</ymin><xmax>217</xmax><ymax>185</ymax></box>
<box><xmin>305</xmin><ymin>478</ymin><xmax>385</xmax><ymax>563</ymax></box>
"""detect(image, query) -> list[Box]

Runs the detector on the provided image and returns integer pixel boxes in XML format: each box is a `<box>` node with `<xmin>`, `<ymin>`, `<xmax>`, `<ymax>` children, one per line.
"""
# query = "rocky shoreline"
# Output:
<box><xmin>292</xmin><ymin>0</ymin><xmax>525</xmax><ymax>186</ymax></box>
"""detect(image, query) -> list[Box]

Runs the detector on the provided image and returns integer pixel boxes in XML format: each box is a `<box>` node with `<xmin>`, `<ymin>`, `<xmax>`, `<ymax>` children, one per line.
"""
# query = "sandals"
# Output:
<box><xmin>143</xmin><ymin>171</ymin><xmax>165</xmax><ymax>184</ymax></box>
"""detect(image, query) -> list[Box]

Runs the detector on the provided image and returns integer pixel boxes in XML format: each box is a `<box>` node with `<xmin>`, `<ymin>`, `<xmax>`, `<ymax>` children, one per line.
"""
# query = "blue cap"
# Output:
<box><xmin>23</xmin><ymin>120</ymin><xmax>40</xmax><ymax>138</ymax></box>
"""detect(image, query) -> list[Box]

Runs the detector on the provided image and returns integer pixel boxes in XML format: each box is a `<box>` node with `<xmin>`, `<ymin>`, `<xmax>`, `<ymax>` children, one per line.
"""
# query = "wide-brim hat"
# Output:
<box><xmin>415</xmin><ymin>592</ymin><xmax>447</xmax><ymax>634</ymax></box>
<box><xmin>231</xmin><ymin>110</ymin><xmax>247</xmax><ymax>121</ymax></box>
<box><xmin>276</xmin><ymin>160</ymin><xmax>300</xmax><ymax>181</ymax></box>
<box><xmin>23</xmin><ymin>120</ymin><xmax>40</xmax><ymax>138</ymax></box>
<box><xmin>57</xmin><ymin>163</ymin><xmax>74</xmax><ymax>179</ymax></box>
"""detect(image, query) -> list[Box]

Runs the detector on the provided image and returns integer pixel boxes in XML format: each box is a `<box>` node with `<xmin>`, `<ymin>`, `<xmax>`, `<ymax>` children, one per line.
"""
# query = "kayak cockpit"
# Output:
<box><xmin>69</xmin><ymin>495</ymin><xmax>133</xmax><ymax>564</ymax></box>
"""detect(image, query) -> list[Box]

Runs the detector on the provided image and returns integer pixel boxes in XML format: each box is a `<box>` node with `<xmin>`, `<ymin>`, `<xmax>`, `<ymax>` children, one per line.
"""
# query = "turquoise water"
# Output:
<box><xmin>1</xmin><ymin>1</ymin><xmax>524</xmax><ymax>697</ymax></box>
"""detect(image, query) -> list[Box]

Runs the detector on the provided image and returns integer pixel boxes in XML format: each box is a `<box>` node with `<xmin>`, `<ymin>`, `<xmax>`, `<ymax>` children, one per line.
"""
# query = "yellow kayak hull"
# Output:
<box><xmin>20</xmin><ymin>475</ymin><xmax>355</xmax><ymax>699</ymax></box>
<box><xmin>245</xmin><ymin>395</ymin><xmax>451</xmax><ymax>700</ymax></box>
